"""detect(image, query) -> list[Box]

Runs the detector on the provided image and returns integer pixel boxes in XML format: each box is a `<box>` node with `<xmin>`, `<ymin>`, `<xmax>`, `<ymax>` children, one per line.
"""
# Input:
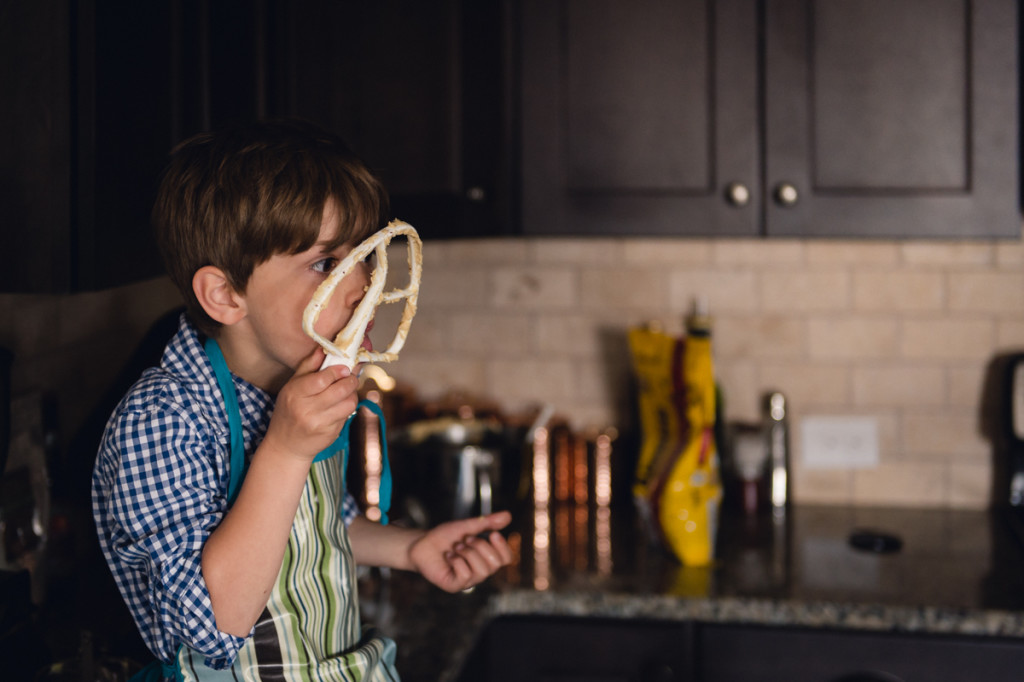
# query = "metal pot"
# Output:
<box><xmin>392</xmin><ymin>416</ymin><xmax>521</xmax><ymax>525</ymax></box>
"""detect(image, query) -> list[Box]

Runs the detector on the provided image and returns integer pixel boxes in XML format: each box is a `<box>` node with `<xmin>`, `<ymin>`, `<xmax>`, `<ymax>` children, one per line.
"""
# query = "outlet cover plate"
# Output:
<box><xmin>801</xmin><ymin>416</ymin><xmax>879</xmax><ymax>470</ymax></box>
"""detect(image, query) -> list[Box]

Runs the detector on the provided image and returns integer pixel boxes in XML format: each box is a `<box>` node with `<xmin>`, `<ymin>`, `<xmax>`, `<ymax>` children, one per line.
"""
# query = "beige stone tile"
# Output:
<box><xmin>995</xmin><ymin>232</ymin><xmax>1024</xmax><ymax>268</ymax></box>
<box><xmin>805</xmin><ymin>241</ymin><xmax>899</xmax><ymax>266</ymax></box>
<box><xmin>668</xmin><ymin>269</ymin><xmax>759</xmax><ymax>314</ymax></box>
<box><xmin>997</xmin><ymin>319</ymin><xmax>1024</xmax><ymax>350</ymax></box>
<box><xmin>807</xmin><ymin>316</ymin><xmax>899</xmax><ymax>360</ymax></box>
<box><xmin>761</xmin><ymin>270</ymin><xmax>850</xmax><ymax>313</ymax></box>
<box><xmin>448</xmin><ymin>313</ymin><xmax>533</xmax><ymax>355</ymax></box>
<box><xmin>388</xmin><ymin>356</ymin><xmax>489</xmax><ymax>401</ymax></box>
<box><xmin>417</xmin><ymin>238</ymin><xmax>452</xmax><ymax>267</ymax></box>
<box><xmin>576</xmin><ymin>357</ymin><xmax>631</xmax><ymax>416</ymax></box>
<box><xmin>535</xmin><ymin>313</ymin><xmax>624</xmax><ymax>358</ymax></box>
<box><xmin>580</xmin><ymin>267</ymin><xmax>670</xmax><ymax>310</ymax></box>
<box><xmin>900</xmin><ymin>242</ymin><xmax>993</xmax><ymax>267</ymax></box>
<box><xmin>437</xmin><ymin>238</ymin><xmax>530</xmax><ymax>264</ymax></box>
<box><xmin>486</xmin><ymin>358</ymin><xmax>578</xmax><ymax>410</ymax></box>
<box><xmin>623</xmin><ymin>238</ymin><xmax>714</xmax><ymax>265</ymax></box>
<box><xmin>851</xmin><ymin>462</ymin><xmax>947</xmax><ymax>507</ymax></box>
<box><xmin>712</xmin><ymin>240</ymin><xmax>804</xmax><ymax>266</ymax></box>
<box><xmin>423</xmin><ymin>267</ymin><xmax>490</xmax><ymax>308</ymax></box>
<box><xmin>493</xmin><ymin>267</ymin><xmax>578</xmax><ymax>309</ymax></box>
<box><xmin>947</xmin><ymin>364</ymin><xmax>989</xmax><ymax>408</ymax></box>
<box><xmin>948</xmin><ymin>462</ymin><xmax>993</xmax><ymax>509</ymax></box>
<box><xmin>714</xmin><ymin>315</ymin><xmax>806</xmax><ymax>360</ymax></box>
<box><xmin>852</xmin><ymin>365</ymin><xmax>945</xmax><ymax>407</ymax></box>
<box><xmin>561</xmin><ymin>403</ymin><xmax>621</xmax><ymax>433</ymax></box>
<box><xmin>530</xmin><ymin>237</ymin><xmax>623</xmax><ymax>264</ymax></box>
<box><xmin>792</xmin><ymin>468</ymin><xmax>854</xmax><ymax>505</ymax></box>
<box><xmin>757</xmin><ymin>363</ymin><xmax>852</xmax><ymax>410</ymax></box>
<box><xmin>948</xmin><ymin>271</ymin><xmax>1024</xmax><ymax>314</ymax></box>
<box><xmin>900</xmin><ymin>318</ymin><xmax>994</xmax><ymax>361</ymax></box>
<box><xmin>852</xmin><ymin>271</ymin><xmax>944</xmax><ymax>312</ymax></box>
<box><xmin>714</xmin><ymin>361</ymin><xmax>760</xmax><ymax>422</ymax></box>
<box><xmin>901</xmin><ymin>411</ymin><xmax>989</xmax><ymax>460</ymax></box>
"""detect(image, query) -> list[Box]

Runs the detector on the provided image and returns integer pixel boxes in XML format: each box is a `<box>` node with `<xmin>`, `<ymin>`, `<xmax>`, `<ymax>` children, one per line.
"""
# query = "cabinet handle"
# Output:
<box><xmin>773</xmin><ymin>182</ymin><xmax>799</xmax><ymax>207</ymax></box>
<box><xmin>725</xmin><ymin>182</ymin><xmax>750</xmax><ymax>207</ymax></box>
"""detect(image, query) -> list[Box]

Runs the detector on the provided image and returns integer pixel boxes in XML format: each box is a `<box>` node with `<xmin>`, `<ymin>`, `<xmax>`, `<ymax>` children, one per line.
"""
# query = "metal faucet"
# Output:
<box><xmin>765</xmin><ymin>392</ymin><xmax>789</xmax><ymax>520</ymax></box>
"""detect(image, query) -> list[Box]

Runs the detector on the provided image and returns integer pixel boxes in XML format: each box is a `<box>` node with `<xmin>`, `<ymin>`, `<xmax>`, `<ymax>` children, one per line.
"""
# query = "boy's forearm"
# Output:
<box><xmin>201</xmin><ymin>441</ymin><xmax>311</xmax><ymax>638</ymax></box>
<box><xmin>347</xmin><ymin>515</ymin><xmax>426</xmax><ymax>570</ymax></box>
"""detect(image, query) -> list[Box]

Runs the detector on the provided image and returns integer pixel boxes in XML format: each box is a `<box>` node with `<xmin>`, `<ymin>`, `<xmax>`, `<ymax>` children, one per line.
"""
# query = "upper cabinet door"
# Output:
<box><xmin>276</xmin><ymin>0</ymin><xmax>515</xmax><ymax>239</ymax></box>
<box><xmin>521</xmin><ymin>0</ymin><xmax>760</xmax><ymax>236</ymax></box>
<box><xmin>521</xmin><ymin>0</ymin><xmax>1018</xmax><ymax>238</ymax></box>
<box><xmin>765</xmin><ymin>0</ymin><xmax>1019</xmax><ymax>238</ymax></box>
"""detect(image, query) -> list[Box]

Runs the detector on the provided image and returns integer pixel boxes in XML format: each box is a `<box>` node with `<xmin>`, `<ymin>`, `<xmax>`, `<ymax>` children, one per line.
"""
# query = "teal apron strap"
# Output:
<box><xmin>338</xmin><ymin>399</ymin><xmax>392</xmax><ymax>525</ymax></box>
<box><xmin>204</xmin><ymin>337</ymin><xmax>392</xmax><ymax>517</ymax></box>
<box><xmin>129</xmin><ymin>658</ymin><xmax>180</xmax><ymax>682</ymax></box>
<box><xmin>204</xmin><ymin>338</ymin><xmax>247</xmax><ymax>504</ymax></box>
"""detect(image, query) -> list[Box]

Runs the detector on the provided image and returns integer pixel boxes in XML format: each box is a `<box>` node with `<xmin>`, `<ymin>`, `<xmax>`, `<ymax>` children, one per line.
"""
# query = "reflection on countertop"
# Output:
<box><xmin>366</xmin><ymin>502</ymin><xmax>1024</xmax><ymax>682</ymax></box>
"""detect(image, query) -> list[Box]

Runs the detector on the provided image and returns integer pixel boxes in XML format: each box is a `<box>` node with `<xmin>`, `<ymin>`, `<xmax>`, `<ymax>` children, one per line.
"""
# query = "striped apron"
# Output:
<box><xmin>174</xmin><ymin>453</ymin><xmax>400</xmax><ymax>681</ymax></box>
<box><xmin>165</xmin><ymin>340</ymin><xmax>401</xmax><ymax>681</ymax></box>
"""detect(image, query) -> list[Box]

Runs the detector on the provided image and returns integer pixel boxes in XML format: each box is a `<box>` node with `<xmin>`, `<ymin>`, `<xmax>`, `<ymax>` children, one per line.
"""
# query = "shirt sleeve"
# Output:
<box><xmin>341</xmin><ymin>490</ymin><xmax>360</xmax><ymax>526</ymax></box>
<box><xmin>96</xmin><ymin>400</ymin><xmax>247</xmax><ymax>669</ymax></box>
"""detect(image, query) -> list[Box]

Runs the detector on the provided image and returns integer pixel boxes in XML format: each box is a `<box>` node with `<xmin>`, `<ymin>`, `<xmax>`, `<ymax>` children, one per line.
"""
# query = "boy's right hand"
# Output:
<box><xmin>261</xmin><ymin>348</ymin><xmax>360</xmax><ymax>463</ymax></box>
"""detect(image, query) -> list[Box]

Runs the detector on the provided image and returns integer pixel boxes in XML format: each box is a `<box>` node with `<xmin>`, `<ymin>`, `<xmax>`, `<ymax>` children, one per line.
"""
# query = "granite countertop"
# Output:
<box><xmin>363</xmin><ymin>503</ymin><xmax>1024</xmax><ymax>682</ymax></box>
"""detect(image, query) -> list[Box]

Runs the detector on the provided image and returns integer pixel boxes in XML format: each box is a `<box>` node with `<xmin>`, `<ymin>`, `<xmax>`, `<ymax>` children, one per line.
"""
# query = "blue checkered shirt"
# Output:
<box><xmin>91</xmin><ymin>314</ymin><xmax>360</xmax><ymax>669</ymax></box>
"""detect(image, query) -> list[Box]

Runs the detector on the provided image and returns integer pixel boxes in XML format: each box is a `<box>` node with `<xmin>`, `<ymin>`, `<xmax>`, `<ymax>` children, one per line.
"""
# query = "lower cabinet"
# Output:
<box><xmin>698</xmin><ymin>623</ymin><xmax>1024</xmax><ymax>682</ymax></box>
<box><xmin>455</xmin><ymin>616</ymin><xmax>1024</xmax><ymax>682</ymax></box>
<box><xmin>455</xmin><ymin>615</ymin><xmax>694</xmax><ymax>682</ymax></box>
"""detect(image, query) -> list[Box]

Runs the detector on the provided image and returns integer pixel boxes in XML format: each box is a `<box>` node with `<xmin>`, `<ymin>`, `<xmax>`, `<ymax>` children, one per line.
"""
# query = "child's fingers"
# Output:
<box><xmin>442</xmin><ymin>551</ymin><xmax>473</xmax><ymax>588</ymax></box>
<box><xmin>482</xmin><ymin>510</ymin><xmax>513</xmax><ymax>530</ymax></box>
<box><xmin>462</xmin><ymin>534</ymin><xmax>511</xmax><ymax>571</ymax></box>
<box><xmin>445</xmin><ymin>511</ymin><xmax>512</xmax><ymax>540</ymax></box>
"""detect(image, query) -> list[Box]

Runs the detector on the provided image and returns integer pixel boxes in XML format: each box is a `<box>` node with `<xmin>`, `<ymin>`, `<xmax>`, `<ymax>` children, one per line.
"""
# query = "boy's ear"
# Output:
<box><xmin>193</xmin><ymin>266</ymin><xmax>247</xmax><ymax>326</ymax></box>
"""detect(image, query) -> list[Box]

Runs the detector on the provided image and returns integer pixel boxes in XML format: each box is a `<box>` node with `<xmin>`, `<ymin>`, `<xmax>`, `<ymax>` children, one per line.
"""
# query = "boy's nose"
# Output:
<box><xmin>339</xmin><ymin>263</ymin><xmax>373</xmax><ymax>310</ymax></box>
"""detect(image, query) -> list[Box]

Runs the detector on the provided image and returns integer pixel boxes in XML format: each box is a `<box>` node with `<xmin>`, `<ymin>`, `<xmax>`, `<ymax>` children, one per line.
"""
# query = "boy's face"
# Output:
<box><xmin>238</xmin><ymin>199</ymin><xmax>372</xmax><ymax>387</ymax></box>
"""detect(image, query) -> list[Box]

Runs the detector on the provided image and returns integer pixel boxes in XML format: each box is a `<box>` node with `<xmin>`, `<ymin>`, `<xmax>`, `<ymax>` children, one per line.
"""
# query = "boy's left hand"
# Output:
<box><xmin>408</xmin><ymin>511</ymin><xmax>514</xmax><ymax>593</ymax></box>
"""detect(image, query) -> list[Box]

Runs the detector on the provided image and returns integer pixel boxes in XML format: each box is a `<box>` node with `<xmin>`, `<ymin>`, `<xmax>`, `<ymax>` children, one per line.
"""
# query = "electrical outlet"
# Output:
<box><xmin>800</xmin><ymin>416</ymin><xmax>879</xmax><ymax>470</ymax></box>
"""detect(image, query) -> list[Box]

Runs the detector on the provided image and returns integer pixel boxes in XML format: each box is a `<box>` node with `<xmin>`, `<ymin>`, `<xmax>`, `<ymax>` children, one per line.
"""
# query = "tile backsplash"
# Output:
<box><xmin>3</xmin><ymin>227</ymin><xmax>1023</xmax><ymax>509</ymax></box>
<box><xmin>386</xmin><ymin>229</ymin><xmax>1024</xmax><ymax>510</ymax></box>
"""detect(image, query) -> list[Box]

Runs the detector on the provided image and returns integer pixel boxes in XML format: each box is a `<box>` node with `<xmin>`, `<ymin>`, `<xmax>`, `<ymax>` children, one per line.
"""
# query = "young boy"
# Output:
<box><xmin>92</xmin><ymin>119</ymin><xmax>512</xmax><ymax>681</ymax></box>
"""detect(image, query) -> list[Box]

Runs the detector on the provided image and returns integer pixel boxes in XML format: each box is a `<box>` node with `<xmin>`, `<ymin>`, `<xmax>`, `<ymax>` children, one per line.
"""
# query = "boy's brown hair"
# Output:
<box><xmin>153</xmin><ymin>118</ymin><xmax>390</xmax><ymax>336</ymax></box>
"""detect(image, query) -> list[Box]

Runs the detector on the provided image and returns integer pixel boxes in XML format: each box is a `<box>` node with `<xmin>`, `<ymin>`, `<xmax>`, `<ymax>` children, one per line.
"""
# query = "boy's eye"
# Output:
<box><xmin>312</xmin><ymin>257</ymin><xmax>338</xmax><ymax>274</ymax></box>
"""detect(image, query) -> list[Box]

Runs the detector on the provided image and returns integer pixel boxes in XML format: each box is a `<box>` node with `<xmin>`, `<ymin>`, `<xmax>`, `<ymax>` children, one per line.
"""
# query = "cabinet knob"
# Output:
<box><xmin>774</xmin><ymin>182</ymin><xmax>799</xmax><ymax>207</ymax></box>
<box><xmin>466</xmin><ymin>186</ymin><xmax>486</xmax><ymax>202</ymax></box>
<box><xmin>725</xmin><ymin>182</ymin><xmax>750</xmax><ymax>207</ymax></box>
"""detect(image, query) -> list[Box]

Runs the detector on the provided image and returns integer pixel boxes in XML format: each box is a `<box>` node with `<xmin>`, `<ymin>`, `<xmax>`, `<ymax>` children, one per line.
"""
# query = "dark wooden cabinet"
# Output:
<box><xmin>698</xmin><ymin>623</ymin><xmax>1024</xmax><ymax>681</ymax></box>
<box><xmin>520</xmin><ymin>0</ymin><xmax>1019</xmax><ymax>238</ymax></box>
<box><xmin>521</xmin><ymin>0</ymin><xmax>760</xmax><ymax>237</ymax></box>
<box><xmin>454</xmin><ymin>615</ymin><xmax>1024</xmax><ymax>682</ymax></box>
<box><xmin>764</xmin><ymin>0</ymin><xmax>1018</xmax><ymax>239</ymax></box>
<box><xmin>273</xmin><ymin>0</ymin><xmax>517</xmax><ymax>240</ymax></box>
<box><xmin>455</xmin><ymin>615</ymin><xmax>695</xmax><ymax>681</ymax></box>
<box><xmin>0</xmin><ymin>0</ymin><xmax>271</xmax><ymax>293</ymax></box>
<box><xmin>0</xmin><ymin>0</ymin><xmax>176</xmax><ymax>293</ymax></box>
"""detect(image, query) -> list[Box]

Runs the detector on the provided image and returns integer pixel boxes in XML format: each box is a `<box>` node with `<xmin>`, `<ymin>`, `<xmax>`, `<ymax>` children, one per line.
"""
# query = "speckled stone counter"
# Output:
<box><xmin>363</xmin><ymin>504</ymin><xmax>1024</xmax><ymax>681</ymax></box>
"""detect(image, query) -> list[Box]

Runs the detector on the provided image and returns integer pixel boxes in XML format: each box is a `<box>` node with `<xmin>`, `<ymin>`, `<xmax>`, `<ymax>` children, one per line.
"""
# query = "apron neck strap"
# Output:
<box><xmin>202</xmin><ymin>337</ymin><xmax>391</xmax><ymax>523</ymax></box>
<box><xmin>203</xmin><ymin>337</ymin><xmax>247</xmax><ymax>505</ymax></box>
